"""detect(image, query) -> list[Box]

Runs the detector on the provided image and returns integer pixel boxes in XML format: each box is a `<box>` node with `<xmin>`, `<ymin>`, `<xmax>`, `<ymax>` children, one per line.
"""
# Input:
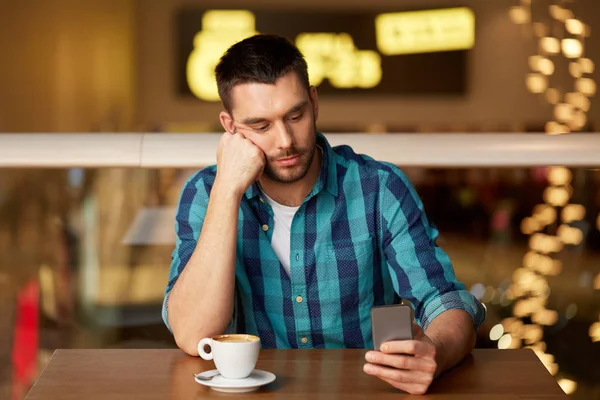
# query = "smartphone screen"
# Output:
<box><xmin>370</xmin><ymin>304</ymin><xmax>414</xmax><ymax>351</ymax></box>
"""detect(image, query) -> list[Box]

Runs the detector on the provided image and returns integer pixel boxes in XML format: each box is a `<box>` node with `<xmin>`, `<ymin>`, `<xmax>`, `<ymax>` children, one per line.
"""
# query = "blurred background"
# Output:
<box><xmin>0</xmin><ymin>0</ymin><xmax>599</xmax><ymax>398</ymax></box>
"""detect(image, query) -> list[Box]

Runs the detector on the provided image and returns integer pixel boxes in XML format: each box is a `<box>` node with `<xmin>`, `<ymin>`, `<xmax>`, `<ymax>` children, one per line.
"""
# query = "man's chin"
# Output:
<box><xmin>265</xmin><ymin>165</ymin><xmax>309</xmax><ymax>184</ymax></box>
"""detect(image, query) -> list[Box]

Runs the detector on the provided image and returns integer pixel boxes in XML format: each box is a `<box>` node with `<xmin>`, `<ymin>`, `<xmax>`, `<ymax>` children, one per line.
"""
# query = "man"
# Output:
<box><xmin>163</xmin><ymin>34</ymin><xmax>485</xmax><ymax>394</ymax></box>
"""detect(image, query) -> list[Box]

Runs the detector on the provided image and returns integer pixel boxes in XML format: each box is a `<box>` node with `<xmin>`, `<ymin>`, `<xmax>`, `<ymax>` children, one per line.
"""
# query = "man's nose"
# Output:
<box><xmin>274</xmin><ymin>121</ymin><xmax>293</xmax><ymax>149</ymax></box>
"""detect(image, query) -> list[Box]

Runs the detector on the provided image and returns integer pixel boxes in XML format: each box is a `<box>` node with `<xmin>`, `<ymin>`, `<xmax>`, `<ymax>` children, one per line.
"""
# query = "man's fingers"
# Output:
<box><xmin>366</xmin><ymin>351</ymin><xmax>436</xmax><ymax>374</ymax></box>
<box><xmin>380</xmin><ymin>340</ymin><xmax>436</xmax><ymax>358</ymax></box>
<box><xmin>363</xmin><ymin>363</ymin><xmax>434</xmax><ymax>386</ymax></box>
<box><xmin>379</xmin><ymin>376</ymin><xmax>430</xmax><ymax>395</ymax></box>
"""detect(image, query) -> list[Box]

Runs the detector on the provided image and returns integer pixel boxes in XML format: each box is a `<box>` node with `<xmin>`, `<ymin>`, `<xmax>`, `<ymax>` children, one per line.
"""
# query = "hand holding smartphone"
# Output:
<box><xmin>370</xmin><ymin>304</ymin><xmax>414</xmax><ymax>351</ymax></box>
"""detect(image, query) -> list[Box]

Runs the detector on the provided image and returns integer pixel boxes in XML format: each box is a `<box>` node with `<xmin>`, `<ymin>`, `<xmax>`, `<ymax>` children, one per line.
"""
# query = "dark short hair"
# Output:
<box><xmin>215</xmin><ymin>34</ymin><xmax>310</xmax><ymax>112</ymax></box>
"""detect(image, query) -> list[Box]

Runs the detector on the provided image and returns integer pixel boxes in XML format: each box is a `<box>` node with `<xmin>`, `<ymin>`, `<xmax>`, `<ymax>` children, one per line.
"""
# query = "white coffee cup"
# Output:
<box><xmin>197</xmin><ymin>334</ymin><xmax>260</xmax><ymax>379</ymax></box>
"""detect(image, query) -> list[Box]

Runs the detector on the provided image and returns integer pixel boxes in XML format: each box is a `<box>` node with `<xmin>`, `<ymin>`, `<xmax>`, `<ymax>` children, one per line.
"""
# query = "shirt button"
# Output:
<box><xmin>259</xmin><ymin>197</ymin><xmax>264</xmax><ymax>203</ymax></box>
<box><xmin>296</xmin><ymin>296</ymin><xmax>303</xmax><ymax>303</ymax></box>
<box><xmin>296</xmin><ymin>254</ymin><xmax>299</xmax><ymax>261</ymax></box>
<box><xmin>301</xmin><ymin>337</ymin><xmax>308</xmax><ymax>344</ymax></box>
<box><xmin>262</xmin><ymin>224</ymin><xmax>269</xmax><ymax>232</ymax></box>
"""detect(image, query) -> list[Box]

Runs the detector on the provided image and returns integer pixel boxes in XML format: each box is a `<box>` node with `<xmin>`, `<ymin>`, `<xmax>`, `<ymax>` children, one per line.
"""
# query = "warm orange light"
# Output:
<box><xmin>532</xmin><ymin>204</ymin><xmax>557</xmax><ymax>226</ymax></box>
<box><xmin>543</xmin><ymin>186</ymin><xmax>571</xmax><ymax>207</ymax></box>
<box><xmin>530</xmin><ymin>56</ymin><xmax>554</xmax><ymax>75</ymax></box>
<box><xmin>561</xmin><ymin>204</ymin><xmax>586</xmax><ymax>223</ymax></box>
<box><xmin>523</xmin><ymin>251</ymin><xmax>539</xmax><ymax>269</ymax></box>
<box><xmin>547</xmin><ymin>167</ymin><xmax>572</xmax><ymax>186</ymax></box>
<box><xmin>532</xmin><ymin>309</ymin><xmax>559</xmax><ymax>326</ymax></box>
<box><xmin>536</xmin><ymin>254</ymin><xmax>555</xmax><ymax>275</ymax></box>
<box><xmin>569</xmin><ymin>62</ymin><xmax>583</xmax><ymax>78</ymax></box>
<box><xmin>576</xmin><ymin>78</ymin><xmax>597</xmax><ymax>96</ymax></box>
<box><xmin>549</xmin><ymin>5</ymin><xmax>573</xmax><ymax>21</ymax></box>
<box><xmin>186</xmin><ymin>10</ymin><xmax>257</xmax><ymax>101</ymax></box>
<box><xmin>557</xmin><ymin>379</ymin><xmax>577</xmax><ymax>395</ymax></box>
<box><xmin>557</xmin><ymin>224</ymin><xmax>583</xmax><ymax>245</ymax></box>
<box><xmin>538</xmin><ymin>58</ymin><xmax>555</xmax><ymax>75</ymax></box>
<box><xmin>562</xmin><ymin>39</ymin><xmax>583</xmax><ymax>58</ymax></box>
<box><xmin>590</xmin><ymin>321</ymin><xmax>600</xmax><ymax>340</ymax></box>
<box><xmin>526</xmin><ymin>73</ymin><xmax>548</xmax><ymax>93</ymax></box>
<box><xmin>376</xmin><ymin>7</ymin><xmax>475</xmax><ymax>55</ymax></box>
<box><xmin>593</xmin><ymin>274</ymin><xmax>600</xmax><ymax>290</ymax></box>
<box><xmin>549</xmin><ymin>260</ymin><xmax>563</xmax><ymax>275</ymax></box>
<box><xmin>509</xmin><ymin>6</ymin><xmax>530</xmax><ymax>24</ymax></box>
<box><xmin>523</xmin><ymin>324</ymin><xmax>543</xmax><ymax>344</ymax></box>
<box><xmin>565</xmin><ymin>92</ymin><xmax>591</xmax><ymax>112</ymax></box>
<box><xmin>568</xmin><ymin>110</ymin><xmax>587</xmax><ymax>131</ymax></box>
<box><xmin>553</xmin><ymin>103</ymin><xmax>574</xmax><ymax>123</ymax></box>
<box><xmin>579</xmin><ymin>58</ymin><xmax>595</xmax><ymax>74</ymax></box>
<box><xmin>545</xmin><ymin>121</ymin><xmax>569</xmax><ymax>135</ymax></box>
<box><xmin>529</xmin><ymin>232</ymin><xmax>564</xmax><ymax>253</ymax></box>
<box><xmin>521</xmin><ymin>217</ymin><xmax>541</xmax><ymax>235</ymax></box>
<box><xmin>565</xmin><ymin>19</ymin><xmax>585</xmax><ymax>35</ymax></box>
<box><xmin>540</xmin><ymin>37</ymin><xmax>560</xmax><ymax>54</ymax></box>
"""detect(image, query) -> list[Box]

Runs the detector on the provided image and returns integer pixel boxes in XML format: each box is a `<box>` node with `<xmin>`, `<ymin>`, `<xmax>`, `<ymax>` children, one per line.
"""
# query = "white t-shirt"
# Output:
<box><xmin>261</xmin><ymin>191</ymin><xmax>299</xmax><ymax>276</ymax></box>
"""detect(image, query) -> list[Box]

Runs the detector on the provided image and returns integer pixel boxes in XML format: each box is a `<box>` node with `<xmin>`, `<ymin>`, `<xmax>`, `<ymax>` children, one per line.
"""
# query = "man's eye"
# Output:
<box><xmin>290</xmin><ymin>114</ymin><xmax>302</xmax><ymax>121</ymax></box>
<box><xmin>255</xmin><ymin>125</ymin><xmax>269</xmax><ymax>132</ymax></box>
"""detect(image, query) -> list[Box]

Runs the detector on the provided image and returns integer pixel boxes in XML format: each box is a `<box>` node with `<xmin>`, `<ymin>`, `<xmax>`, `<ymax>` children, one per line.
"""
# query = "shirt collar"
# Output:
<box><xmin>244</xmin><ymin>132</ymin><xmax>338</xmax><ymax>201</ymax></box>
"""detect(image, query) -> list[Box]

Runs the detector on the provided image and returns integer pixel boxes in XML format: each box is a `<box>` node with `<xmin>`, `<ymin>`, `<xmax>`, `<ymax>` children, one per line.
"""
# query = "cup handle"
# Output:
<box><xmin>198</xmin><ymin>338</ymin><xmax>213</xmax><ymax>360</ymax></box>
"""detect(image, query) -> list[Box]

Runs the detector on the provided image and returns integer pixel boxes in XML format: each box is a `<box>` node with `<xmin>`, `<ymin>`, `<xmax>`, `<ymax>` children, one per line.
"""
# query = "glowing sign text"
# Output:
<box><xmin>295</xmin><ymin>33</ymin><xmax>381</xmax><ymax>89</ymax></box>
<box><xmin>186</xmin><ymin>10</ymin><xmax>257</xmax><ymax>101</ymax></box>
<box><xmin>375</xmin><ymin>7</ymin><xmax>475</xmax><ymax>55</ymax></box>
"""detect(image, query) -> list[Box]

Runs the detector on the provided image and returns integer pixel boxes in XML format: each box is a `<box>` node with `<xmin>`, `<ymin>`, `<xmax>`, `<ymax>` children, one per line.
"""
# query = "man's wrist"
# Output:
<box><xmin>429</xmin><ymin>336</ymin><xmax>447</xmax><ymax>378</ymax></box>
<box><xmin>213</xmin><ymin>179</ymin><xmax>246</xmax><ymax>201</ymax></box>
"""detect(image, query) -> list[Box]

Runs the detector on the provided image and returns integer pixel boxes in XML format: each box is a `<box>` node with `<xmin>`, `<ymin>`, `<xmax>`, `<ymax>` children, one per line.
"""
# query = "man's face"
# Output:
<box><xmin>228</xmin><ymin>72</ymin><xmax>319</xmax><ymax>184</ymax></box>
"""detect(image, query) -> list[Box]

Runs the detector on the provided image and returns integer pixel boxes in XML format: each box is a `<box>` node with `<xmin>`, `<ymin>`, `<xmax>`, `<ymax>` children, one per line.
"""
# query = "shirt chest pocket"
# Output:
<box><xmin>326</xmin><ymin>238</ymin><xmax>374</xmax><ymax>265</ymax></box>
<box><xmin>317</xmin><ymin>237</ymin><xmax>376</xmax><ymax>305</ymax></box>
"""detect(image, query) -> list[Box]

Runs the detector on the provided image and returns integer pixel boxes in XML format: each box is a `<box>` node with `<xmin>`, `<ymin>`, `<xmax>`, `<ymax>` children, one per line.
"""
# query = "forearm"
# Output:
<box><xmin>425</xmin><ymin>309</ymin><xmax>476</xmax><ymax>377</ymax></box>
<box><xmin>168</xmin><ymin>182</ymin><xmax>241</xmax><ymax>355</ymax></box>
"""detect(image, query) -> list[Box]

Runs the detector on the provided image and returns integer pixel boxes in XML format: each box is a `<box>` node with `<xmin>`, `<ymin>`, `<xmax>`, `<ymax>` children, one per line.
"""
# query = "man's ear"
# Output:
<box><xmin>219</xmin><ymin>111</ymin><xmax>236</xmax><ymax>134</ymax></box>
<box><xmin>309</xmin><ymin>85</ymin><xmax>319</xmax><ymax>122</ymax></box>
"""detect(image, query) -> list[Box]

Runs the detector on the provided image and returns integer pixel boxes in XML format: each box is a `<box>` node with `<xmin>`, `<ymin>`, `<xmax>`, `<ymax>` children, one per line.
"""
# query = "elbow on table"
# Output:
<box><xmin>172</xmin><ymin>328</ymin><xmax>201</xmax><ymax>356</ymax></box>
<box><xmin>168</xmin><ymin>315</ymin><xmax>200</xmax><ymax>356</ymax></box>
<box><xmin>171</xmin><ymin>321</ymin><xmax>227</xmax><ymax>357</ymax></box>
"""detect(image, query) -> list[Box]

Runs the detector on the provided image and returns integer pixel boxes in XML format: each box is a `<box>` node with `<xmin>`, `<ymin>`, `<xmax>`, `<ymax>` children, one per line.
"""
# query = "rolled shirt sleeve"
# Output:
<box><xmin>380</xmin><ymin>166</ymin><xmax>486</xmax><ymax>331</ymax></box>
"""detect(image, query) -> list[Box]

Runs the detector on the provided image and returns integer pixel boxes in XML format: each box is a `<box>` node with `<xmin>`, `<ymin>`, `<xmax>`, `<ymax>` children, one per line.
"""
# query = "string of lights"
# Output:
<box><xmin>504</xmin><ymin>0</ymin><xmax>596</xmax><ymax>396</ymax></box>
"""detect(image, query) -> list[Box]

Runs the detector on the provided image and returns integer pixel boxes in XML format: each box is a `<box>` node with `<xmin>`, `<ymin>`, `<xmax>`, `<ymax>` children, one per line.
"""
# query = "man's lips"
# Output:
<box><xmin>275</xmin><ymin>155</ymin><xmax>300</xmax><ymax>166</ymax></box>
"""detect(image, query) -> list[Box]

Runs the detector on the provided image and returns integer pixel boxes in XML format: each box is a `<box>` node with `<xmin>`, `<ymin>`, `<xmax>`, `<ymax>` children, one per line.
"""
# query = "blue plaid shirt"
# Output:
<box><xmin>163</xmin><ymin>133</ymin><xmax>485</xmax><ymax>349</ymax></box>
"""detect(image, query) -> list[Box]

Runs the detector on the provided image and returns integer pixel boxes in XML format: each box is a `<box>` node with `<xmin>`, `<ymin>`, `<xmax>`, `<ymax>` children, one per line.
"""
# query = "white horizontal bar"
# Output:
<box><xmin>0</xmin><ymin>133</ymin><xmax>143</xmax><ymax>167</ymax></box>
<box><xmin>0</xmin><ymin>133</ymin><xmax>599</xmax><ymax>168</ymax></box>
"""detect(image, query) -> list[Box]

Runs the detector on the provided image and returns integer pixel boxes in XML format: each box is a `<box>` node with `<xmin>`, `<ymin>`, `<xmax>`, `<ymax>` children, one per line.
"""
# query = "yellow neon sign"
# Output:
<box><xmin>186</xmin><ymin>8</ymin><xmax>475</xmax><ymax>101</ymax></box>
<box><xmin>295</xmin><ymin>33</ymin><xmax>381</xmax><ymax>89</ymax></box>
<box><xmin>186</xmin><ymin>10</ymin><xmax>382</xmax><ymax>101</ymax></box>
<box><xmin>187</xmin><ymin>10</ymin><xmax>257</xmax><ymax>101</ymax></box>
<box><xmin>375</xmin><ymin>7</ymin><xmax>475</xmax><ymax>55</ymax></box>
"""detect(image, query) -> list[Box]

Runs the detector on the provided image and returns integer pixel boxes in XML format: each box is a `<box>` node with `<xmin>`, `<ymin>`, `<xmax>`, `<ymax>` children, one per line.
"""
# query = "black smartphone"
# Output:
<box><xmin>370</xmin><ymin>304</ymin><xmax>414</xmax><ymax>351</ymax></box>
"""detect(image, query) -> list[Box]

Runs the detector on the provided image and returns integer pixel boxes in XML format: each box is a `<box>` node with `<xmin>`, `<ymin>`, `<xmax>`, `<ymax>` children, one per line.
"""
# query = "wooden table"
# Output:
<box><xmin>25</xmin><ymin>349</ymin><xmax>567</xmax><ymax>399</ymax></box>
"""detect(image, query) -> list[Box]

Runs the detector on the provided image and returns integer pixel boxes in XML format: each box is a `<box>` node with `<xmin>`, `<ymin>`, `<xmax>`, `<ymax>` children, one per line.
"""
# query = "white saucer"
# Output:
<box><xmin>194</xmin><ymin>369</ymin><xmax>276</xmax><ymax>393</ymax></box>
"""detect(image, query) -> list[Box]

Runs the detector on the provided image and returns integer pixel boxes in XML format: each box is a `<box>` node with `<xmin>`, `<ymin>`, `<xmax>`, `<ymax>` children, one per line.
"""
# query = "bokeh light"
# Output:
<box><xmin>561</xmin><ymin>38</ymin><xmax>583</xmax><ymax>58</ymax></box>
<box><xmin>540</xmin><ymin>37</ymin><xmax>560</xmax><ymax>54</ymax></box>
<box><xmin>578</xmin><ymin>58</ymin><xmax>595</xmax><ymax>74</ymax></box>
<box><xmin>489</xmin><ymin>324</ymin><xmax>504</xmax><ymax>341</ymax></box>
<box><xmin>558</xmin><ymin>379</ymin><xmax>577</xmax><ymax>395</ymax></box>
<box><xmin>561</xmin><ymin>204</ymin><xmax>585</xmax><ymax>223</ymax></box>
<box><xmin>526</xmin><ymin>73</ymin><xmax>548</xmax><ymax>93</ymax></box>
<box><xmin>509</xmin><ymin>6</ymin><xmax>530</xmax><ymax>24</ymax></box>
<box><xmin>565</xmin><ymin>19</ymin><xmax>584</xmax><ymax>35</ymax></box>
<box><xmin>498</xmin><ymin>334</ymin><xmax>512</xmax><ymax>349</ymax></box>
